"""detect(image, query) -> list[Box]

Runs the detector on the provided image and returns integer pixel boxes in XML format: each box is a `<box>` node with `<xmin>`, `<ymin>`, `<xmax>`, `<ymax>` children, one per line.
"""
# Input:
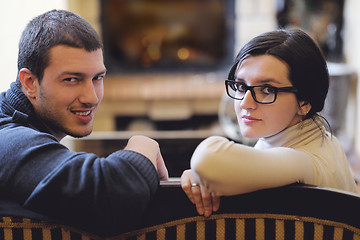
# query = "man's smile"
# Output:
<box><xmin>72</xmin><ymin>110</ymin><xmax>92</xmax><ymax>116</ymax></box>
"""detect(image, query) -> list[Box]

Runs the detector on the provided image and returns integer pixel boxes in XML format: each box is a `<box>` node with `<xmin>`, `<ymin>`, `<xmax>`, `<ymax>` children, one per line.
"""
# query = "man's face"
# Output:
<box><xmin>32</xmin><ymin>45</ymin><xmax>106</xmax><ymax>140</ymax></box>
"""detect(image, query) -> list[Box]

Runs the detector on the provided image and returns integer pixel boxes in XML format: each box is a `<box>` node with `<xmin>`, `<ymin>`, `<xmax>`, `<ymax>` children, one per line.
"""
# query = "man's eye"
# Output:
<box><xmin>93</xmin><ymin>75</ymin><xmax>104</xmax><ymax>81</ymax></box>
<box><xmin>64</xmin><ymin>77</ymin><xmax>77</xmax><ymax>82</ymax></box>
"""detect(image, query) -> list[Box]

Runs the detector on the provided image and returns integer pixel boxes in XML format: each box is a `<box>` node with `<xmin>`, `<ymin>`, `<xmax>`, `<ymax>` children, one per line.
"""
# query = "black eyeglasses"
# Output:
<box><xmin>225</xmin><ymin>80</ymin><xmax>298</xmax><ymax>104</ymax></box>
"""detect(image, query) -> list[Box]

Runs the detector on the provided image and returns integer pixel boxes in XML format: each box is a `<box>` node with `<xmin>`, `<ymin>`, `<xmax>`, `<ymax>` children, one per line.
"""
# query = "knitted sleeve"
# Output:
<box><xmin>1</xmin><ymin>125</ymin><xmax>159</xmax><ymax>236</ymax></box>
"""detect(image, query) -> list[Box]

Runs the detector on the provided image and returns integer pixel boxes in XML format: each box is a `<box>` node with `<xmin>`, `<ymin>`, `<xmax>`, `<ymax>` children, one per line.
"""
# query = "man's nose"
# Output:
<box><xmin>80</xmin><ymin>80</ymin><xmax>100</xmax><ymax>105</ymax></box>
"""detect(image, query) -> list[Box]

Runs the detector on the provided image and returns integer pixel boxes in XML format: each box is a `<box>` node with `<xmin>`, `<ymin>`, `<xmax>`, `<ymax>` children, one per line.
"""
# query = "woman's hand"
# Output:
<box><xmin>181</xmin><ymin>169</ymin><xmax>220</xmax><ymax>217</ymax></box>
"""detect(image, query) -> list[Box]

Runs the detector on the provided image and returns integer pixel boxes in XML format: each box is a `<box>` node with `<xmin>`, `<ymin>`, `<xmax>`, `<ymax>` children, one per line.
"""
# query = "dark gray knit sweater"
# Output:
<box><xmin>0</xmin><ymin>83</ymin><xmax>159</xmax><ymax>236</ymax></box>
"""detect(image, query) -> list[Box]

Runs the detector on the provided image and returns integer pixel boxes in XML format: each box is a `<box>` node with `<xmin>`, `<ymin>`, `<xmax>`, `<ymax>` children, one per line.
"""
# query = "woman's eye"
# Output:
<box><xmin>262</xmin><ymin>86</ymin><xmax>276</xmax><ymax>94</ymax></box>
<box><xmin>229</xmin><ymin>82</ymin><xmax>237</xmax><ymax>91</ymax></box>
<box><xmin>236</xmin><ymin>83</ymin><xmax>247</xmax><ymax>92</ymax></box>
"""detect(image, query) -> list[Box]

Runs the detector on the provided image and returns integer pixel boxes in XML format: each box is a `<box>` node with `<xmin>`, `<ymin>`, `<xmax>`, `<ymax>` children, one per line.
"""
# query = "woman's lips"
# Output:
<box><xmin>242</xmin><ymin>115</ymin><xmax>261</xmax><ymax>124</ymax></box>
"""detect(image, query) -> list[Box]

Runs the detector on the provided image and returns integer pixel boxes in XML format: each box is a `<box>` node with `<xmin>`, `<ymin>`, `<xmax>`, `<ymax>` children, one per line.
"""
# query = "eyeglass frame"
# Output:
<box><xmin>225</xmin><ymin>79</ymin><xmax>298</xmax><ymax>104</ymax></box>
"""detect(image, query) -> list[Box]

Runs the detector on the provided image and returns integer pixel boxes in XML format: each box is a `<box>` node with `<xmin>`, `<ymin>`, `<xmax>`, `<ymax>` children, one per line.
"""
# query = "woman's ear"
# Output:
<box><xmin>18</xmin><ymin>68</ymin><xmax>39</xmax><ymax>100</ymax></box>
<box><xmin>298</xmin><ymin>101</ymin><xmax>312</xmax><ymax>117</ymax></box>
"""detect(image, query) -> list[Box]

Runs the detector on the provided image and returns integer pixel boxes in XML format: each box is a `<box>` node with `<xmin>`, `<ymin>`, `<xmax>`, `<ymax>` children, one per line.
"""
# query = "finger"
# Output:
<box><xmin>181</xmin><ymin>171</ymin><xmax>195</xmax><ymax>203</ymax></box>
<box><xmin>191</xmin><ymin>185</ymin><xmax>204</xmax><ymax>215</ymax></box>
<box><xmin>200</xmin><ymin>187</ymin><xmax>213</xmax><ymax>217</ymax></box>
<box><xmin>211</xmin><ymin>192</ymin><xmax>221</xmax><ymax>212</ymax></box>
<box><xmin>156</xmin><ymin>152</ymin><xmax>169</xmax><ymax>181</ymax></box>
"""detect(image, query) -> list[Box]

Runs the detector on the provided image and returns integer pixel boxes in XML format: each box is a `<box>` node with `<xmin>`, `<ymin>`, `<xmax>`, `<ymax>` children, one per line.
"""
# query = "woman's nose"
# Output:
<box><xmin>240</xmin><ymin>90</ymin><xmax>256</xmax><ymax>109</ymax></box>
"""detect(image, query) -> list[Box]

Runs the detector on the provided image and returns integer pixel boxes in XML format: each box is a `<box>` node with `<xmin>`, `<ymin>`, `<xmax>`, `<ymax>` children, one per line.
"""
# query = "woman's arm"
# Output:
<box><xmin>191</xmin><ymin>136</ymin><xmax>313</xmax><ymax>196</ymax></box>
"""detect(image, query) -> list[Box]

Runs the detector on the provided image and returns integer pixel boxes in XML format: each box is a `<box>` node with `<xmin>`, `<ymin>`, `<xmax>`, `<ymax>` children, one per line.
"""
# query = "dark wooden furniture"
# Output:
<box><xmin>1</xmin><ymin>182</ymin><xmax>360</xmax><ymax>239</ymax></box>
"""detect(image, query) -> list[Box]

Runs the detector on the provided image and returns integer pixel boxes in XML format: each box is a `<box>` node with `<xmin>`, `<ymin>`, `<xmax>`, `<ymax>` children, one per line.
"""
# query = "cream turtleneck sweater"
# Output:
<box><xmin>190</xmin><ymin>118</ymin><xmax>358</xmax><ymax>195</ymax></box>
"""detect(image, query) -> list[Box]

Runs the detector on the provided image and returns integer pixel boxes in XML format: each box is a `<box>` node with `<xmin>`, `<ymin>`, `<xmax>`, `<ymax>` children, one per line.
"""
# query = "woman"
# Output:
<box><xmin>181</xmin><ymin>28</ymin><xmax>358</xmax><ymax>217</ymax></box>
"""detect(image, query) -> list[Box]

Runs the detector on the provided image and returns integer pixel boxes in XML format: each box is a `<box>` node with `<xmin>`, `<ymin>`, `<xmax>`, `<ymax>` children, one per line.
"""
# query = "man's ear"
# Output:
<box><xmin>298</xmin><ymin>101</ymin><xmax>312</xmax><ymax>116</ymax></box>
<box><xmin>18</xmin><ymin>68</ymin><xmax>39</xmax><ymax>100</ymax></box>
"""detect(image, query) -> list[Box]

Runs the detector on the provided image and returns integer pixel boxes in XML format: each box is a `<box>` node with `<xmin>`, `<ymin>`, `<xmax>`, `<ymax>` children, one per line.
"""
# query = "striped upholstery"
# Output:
<box><xmin>1</xmin><ymin>214</ymin><xmax>360</xmax><ymax>240</ymax></box>
<box><xmin>0</xmin><ymin>216</ymin><xmax>100</xmax><ymax>240</ymax></box>
<box><xmin>1</xmin><ymin>183</ymin><xmax>360</xmax><ymax>239</ymax></box>
<box><xmin>117</xmin><ymin>214</ymin><xmax>360</xmax><ymax>240</ymax></box>
<box><xmin>115</xmin><ymin>182</ymin><xmax>360</xmax><ymax>240</ymax></box>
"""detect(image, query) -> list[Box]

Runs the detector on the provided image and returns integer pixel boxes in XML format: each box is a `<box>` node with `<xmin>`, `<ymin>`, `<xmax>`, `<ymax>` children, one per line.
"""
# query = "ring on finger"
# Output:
<box><xmin>191</xmin><ymin>183</ymin><xmax>200</xmax><ymax>187</ymax></box>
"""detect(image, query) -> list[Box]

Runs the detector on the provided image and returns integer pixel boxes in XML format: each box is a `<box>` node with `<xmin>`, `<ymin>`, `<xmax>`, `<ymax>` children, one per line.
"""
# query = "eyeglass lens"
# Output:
<box><xmin>227</xmin><ymin>82</ymin><xmax>276</xmax><ymax>103</ymax></box>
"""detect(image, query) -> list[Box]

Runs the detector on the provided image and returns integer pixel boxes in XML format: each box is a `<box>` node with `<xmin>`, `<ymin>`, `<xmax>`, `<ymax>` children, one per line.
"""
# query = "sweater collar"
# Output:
<box><xmin>1</xmin><ymin>82</ymin><xmax>50</xmax><ymax>134</ymax></box>
<box><xmin>3</xmin><ymin>82</ymin><xmax>35</xmax><ymax>117</ymax></box>
<box><xmin>254</xmin><ymin>117</ymin><xmax>326</xmax><ymax>149</ymax></box>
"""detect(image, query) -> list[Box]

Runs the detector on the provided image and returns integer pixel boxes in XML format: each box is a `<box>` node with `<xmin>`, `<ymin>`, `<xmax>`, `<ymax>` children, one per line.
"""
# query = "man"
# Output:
<box><xmin>0</xmin><ymin>9</ymin><xmax>168</xmax><ymax>236</ymax></box>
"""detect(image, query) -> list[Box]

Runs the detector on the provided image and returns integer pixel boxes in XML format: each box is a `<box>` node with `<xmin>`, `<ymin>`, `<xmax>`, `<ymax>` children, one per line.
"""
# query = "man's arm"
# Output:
<box><xmin>1</xmin><ymin>127</ymin><xmax>165</xmax><ymax>236</ymax></box>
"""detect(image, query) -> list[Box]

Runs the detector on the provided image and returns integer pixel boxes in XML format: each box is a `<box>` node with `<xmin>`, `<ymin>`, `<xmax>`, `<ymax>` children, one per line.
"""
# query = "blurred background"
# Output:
<box><xmin>1</xmin><ymin>0</ymin><xmax>359</xmax><ymax>178</ymax></box>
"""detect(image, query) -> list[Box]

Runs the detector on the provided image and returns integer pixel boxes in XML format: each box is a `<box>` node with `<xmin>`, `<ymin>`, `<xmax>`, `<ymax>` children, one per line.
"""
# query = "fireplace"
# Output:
<box><xmin>64</xmin><ymin>0</ymin><xmax>280</xmax><ymax>177</ymax></box>
<box><xmin>100</xmin><ymin>0</ymin><xmax>235</xmax><ymax>74</ymax></box>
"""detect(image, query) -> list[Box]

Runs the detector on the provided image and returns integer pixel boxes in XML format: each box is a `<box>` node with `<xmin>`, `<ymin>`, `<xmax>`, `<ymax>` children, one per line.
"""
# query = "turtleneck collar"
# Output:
<box><xmin>2</xmin><ymin>82</ymin><xmax>35</xmax><ymax>117</ymax></box>
<box><xmin>254</xmin><ymin>117</ymin><xmax>326</xmax><ymax>149</ymax></box>
<box><xmin>0</xmin><ymin>82</ymin><xmax>51</xmax><ymax>134</ymax></box>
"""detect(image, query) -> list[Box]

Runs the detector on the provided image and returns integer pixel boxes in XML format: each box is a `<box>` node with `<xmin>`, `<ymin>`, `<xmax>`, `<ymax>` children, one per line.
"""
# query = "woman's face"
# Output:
<box><xmin>234</xmin><ymin>55</ymin><xmax>304</xmax><ymax>139</ymax></box>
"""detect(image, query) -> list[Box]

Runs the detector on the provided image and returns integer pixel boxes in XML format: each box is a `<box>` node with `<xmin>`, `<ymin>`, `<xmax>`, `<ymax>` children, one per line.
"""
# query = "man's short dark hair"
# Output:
<box><xmin>16</xmin><ymin>9</ymin><xmax>103</xmax><ymax>85</ymax></box>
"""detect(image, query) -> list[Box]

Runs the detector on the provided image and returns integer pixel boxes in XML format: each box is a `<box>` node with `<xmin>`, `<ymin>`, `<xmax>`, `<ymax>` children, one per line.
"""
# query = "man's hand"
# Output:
<box><xmin>156</xmin><ymin>151</ymin><xmax>169</xmax><ymax>181</ymax></box>
<box><xmin>125</xmin><ymin>135</ymin><xmax>168</xmax><ymax>180</ymax></box>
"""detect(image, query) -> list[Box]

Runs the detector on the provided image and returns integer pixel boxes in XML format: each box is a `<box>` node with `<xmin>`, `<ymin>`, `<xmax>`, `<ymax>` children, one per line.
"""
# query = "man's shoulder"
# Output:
<box><xmin>0</xmin><ymin>113</ymin><xmax>12</xmax><ymax>126</ymax></box>
<box><xmin>0</xmin><ymin>117</ymin><xmax>57</xmax><ymax>144</ymax></box>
